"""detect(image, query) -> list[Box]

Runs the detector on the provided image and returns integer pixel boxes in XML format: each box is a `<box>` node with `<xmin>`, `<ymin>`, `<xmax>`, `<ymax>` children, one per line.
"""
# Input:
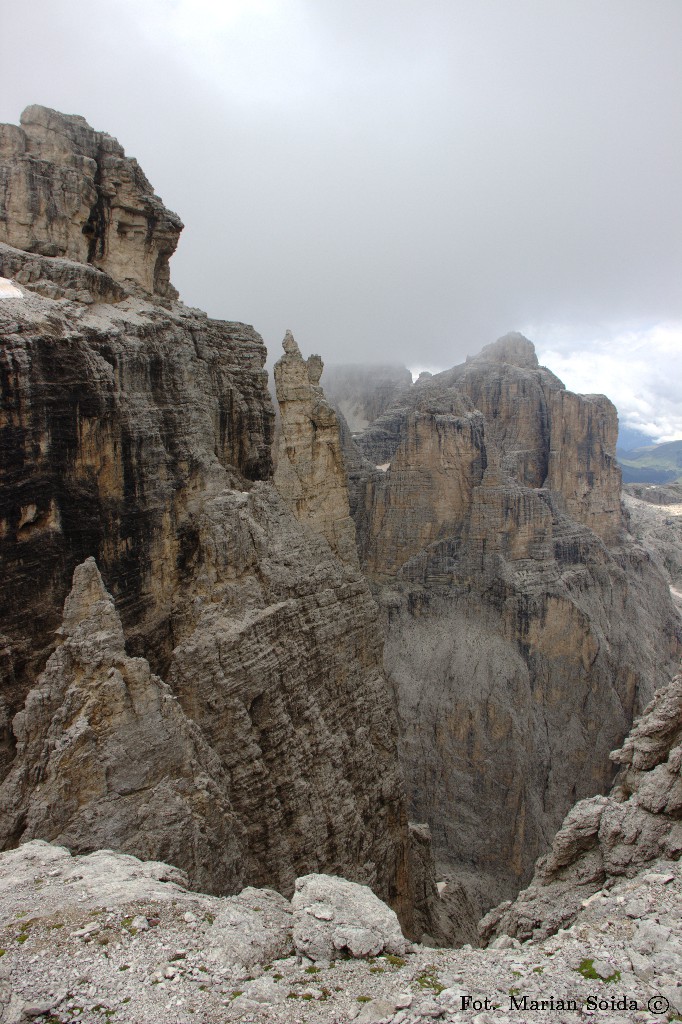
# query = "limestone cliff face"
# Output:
<box><xmin>0</xmin><ymin>247</ymin><xmax>272</xmax><ymax>717</ymax></box>
<box><xmin>274</xmin><ymin>332</ymin><xmax>359</xmax><ymax>566</ymax></box>
<box><xmin>0</xmin><ymin>106</ymin><xmax>182</xmax><ymax>298</ymax></box>
<box><xmin>623</xmin><ymin>483</ymin><xmax>682</xmax><ymax>616</ymax></box>
<box><xmin>165</xmin><ymin>482</ymin><xmax>409</xmax><ymax>908</ymax></box>
<box><xmin>0</xmin><ymin>558</ymin><xmax>245</xmax><ymax>895</ymax></box>
<box><xmin>0</xmin><ymin>108</ymin><xmax>417</xmax><ymax>928</ymax></box>
<box><xmin>546</xmin><ymin>389</ymin><xmax>622</xmax><ymax>545</ymax></box>
<box><xmin>364</xmin><ymin>391</ymin><xmax>487</xmax><ymax>575</ymax></box>
<box><xmin>480</xmin><ymin>668</ymin><xmax>682</xmax><ymax>942</ymax></box>
<box><xmin>341</xmin><ymin>335</ymin><xmax>680</xmax><ymax>915</ymax></box>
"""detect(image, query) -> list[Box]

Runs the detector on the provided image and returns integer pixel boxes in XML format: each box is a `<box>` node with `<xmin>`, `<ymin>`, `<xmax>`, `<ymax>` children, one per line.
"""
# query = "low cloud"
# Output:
<box><xmin>0</xmin><ymin>1</ymin><xmax>680</xmax><ymax>423</ymax></box>
<box><xmin>533</xmin><ymin>322</ymin><xmax>682</xmax><ymax>443</ymax></box>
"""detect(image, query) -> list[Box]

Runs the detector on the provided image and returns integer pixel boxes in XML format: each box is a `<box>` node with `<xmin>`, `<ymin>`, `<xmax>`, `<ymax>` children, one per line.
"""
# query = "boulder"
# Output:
<box><xmin>292</xmin><ymin>874</ymin><xmax>407</xmax><ymax>961</ymax></box>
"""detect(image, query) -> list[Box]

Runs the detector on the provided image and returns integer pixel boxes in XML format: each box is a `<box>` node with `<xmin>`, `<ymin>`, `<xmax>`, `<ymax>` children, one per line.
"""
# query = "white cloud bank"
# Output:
<box><xmin>533</xmin><ymin>322</ymin><xmax>682</xmax><ymax>443</ymax></box>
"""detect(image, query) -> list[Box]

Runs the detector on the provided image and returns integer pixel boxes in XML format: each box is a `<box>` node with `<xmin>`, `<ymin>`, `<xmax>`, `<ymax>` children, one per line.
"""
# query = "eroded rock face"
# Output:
<box><xmin>338</xmin><ymin>335</ymin><xmax>681</xmax><ymax>917</ymax></box>
<box><xmin>0</xmin><ymin>260</ymin><xmax>273</xmax><ymax>715</ymax></box>
<box><xmin>0</xmin><ymin>559</ymin><xmax>245</xmax><ymax>895</ymax></box>
<box><xmin>623</xmin><ymin>483</ymin><xmax>682</xmax><ymax>615</ymax></box>
<box><xmin>0</xmin><ymin>282</ymin><xmax>413</xmax><ymax>924</ymax></box>
<box><xmin>364</xmin><ymin>390</ymin><xmax>487</xmax><ymax>576</ymax></box>
<box><xmin>0</xmin><ymin>109</ymin><xmax>422</xmax><ymax>930</ymax></box>
<box><xmin>274</xmin><ymin>331</ymin><xmax>359</xmax><ymax>566</ymax></box>
<box><xmin>480</xmin><ymin>670</ymin><xmax>682</xmax><ymax>943</ymax></box>
<box><xmin>0</xmin><ymin>106</ymin><xmax>182</xmax><ymax>297</ymax></box>
<box><xmin>166</xmin><ymin>483</ymin><xmax>411</xmax><ymax>913</ymax></box>
<box><xmin>546</xmin><ymin>389</ymin><xmax>622</xmax><ymax>545</ymax></box>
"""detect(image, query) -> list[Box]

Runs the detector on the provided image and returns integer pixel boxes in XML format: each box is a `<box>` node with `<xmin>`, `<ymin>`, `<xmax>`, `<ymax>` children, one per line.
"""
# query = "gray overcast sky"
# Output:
<box><xmin>1</xmin><ymin>0</ymin><xmax>681</xmax><ymax>439</ymax></box>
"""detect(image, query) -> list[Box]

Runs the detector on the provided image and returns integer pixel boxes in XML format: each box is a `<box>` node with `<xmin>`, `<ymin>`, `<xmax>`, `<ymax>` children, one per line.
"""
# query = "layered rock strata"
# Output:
<box><xmin>273</xmin><ymin>331</ymin><xmax>359</xmax><ymax>566</ymax></box>
<box><xmin>0</xmin><ymin>559</ymin><xmax>245</xmax><ymax>895</ymax></box>
<box><xmin>0</xmin><ymin>107</ymin><xmax>428</xmax><ymax>934</ymax></box>
<box><xmin>0</xmin><ymin>105</ymin><xmax>182</xmax><ymax>297</ymax></box>
<box><xmin>0</xmin><ymin>246</ymin><xmax>273</xmax><ymax>719</ymax></box>
<box><xmin>623</xmin><ymin>483</ymin><xmax>682</xmax><ymax>615</ymax></box>
<box><xmin>480</xmin><ymin>669</ymin><xmax>682</xmax><ymax>943</ymax></box>
<box><xmin>339</xmin><ymin>335</ymin><xmax>681</xmax><ymax>916</ymax></box>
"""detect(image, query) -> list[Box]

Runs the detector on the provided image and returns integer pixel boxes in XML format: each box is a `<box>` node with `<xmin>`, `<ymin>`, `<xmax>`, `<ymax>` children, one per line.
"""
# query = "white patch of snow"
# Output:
<box><xmin>0</xmin><ymin>277</ymin><xmax>23</xmax><ymax>298</ymax></box>
<box><xmin>377</xmin><ymin>463</ymin><xmax>390</xmax><ymax>472</ymax></box>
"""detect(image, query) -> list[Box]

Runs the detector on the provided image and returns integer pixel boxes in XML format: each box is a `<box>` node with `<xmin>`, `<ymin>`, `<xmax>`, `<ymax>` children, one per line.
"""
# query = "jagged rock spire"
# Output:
<box><xmin>273</xmin><ymin>332</ymin><xmax>359</xmax><ymax>566</ymax></box>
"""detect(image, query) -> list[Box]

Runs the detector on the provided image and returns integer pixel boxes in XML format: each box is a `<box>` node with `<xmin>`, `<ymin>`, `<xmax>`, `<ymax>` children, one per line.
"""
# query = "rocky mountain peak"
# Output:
<box><xmin>59</xmin><ymin>556</ymin><xmax>124</xmax><ymax>647</ymax></box>
<box><xmin>0</xmin><ymin>105</ymin><xmax>182</xmax><ymax>298</ymax></box>
<box><xmin>473</xmin><ymin>332</ymin><xmax>540</xmax><ymax>368</ymax></box>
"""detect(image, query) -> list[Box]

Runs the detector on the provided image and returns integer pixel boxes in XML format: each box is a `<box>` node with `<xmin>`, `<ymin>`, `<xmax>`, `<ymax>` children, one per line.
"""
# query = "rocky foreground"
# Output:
<box><xmin>1</xmin><ymin>841</ymin><xmax>680</xmax><ymax>1024</ymax></box>
<box><xmin>3</xmin><ymin>666</ymin><xmax>682</xmax><ymax>1024</ymax></box>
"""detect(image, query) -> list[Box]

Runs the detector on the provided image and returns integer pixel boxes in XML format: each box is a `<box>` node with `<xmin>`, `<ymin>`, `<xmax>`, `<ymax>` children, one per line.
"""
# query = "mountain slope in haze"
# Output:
<box><xmin>618</xmin><ymin>439</ymin><xmax>682</xmax><ymax>484</ymax></box>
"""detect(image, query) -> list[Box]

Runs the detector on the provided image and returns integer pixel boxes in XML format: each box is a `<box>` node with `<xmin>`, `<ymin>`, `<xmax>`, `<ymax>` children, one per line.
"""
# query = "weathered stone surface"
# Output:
<box><xmin>166</xmin><ymin>483</ymin><xmax>412</xmax><ymax>917</ymax></box>
<box><xmin>0</xmin><ymin>240</ymin><xmax>126</xmax><ymax>304</ymax></box>
<box><xmin>364</xmin><ymin>392</ymin><xmax>487</xmax><ymax>576</ymax></box>
<box><xmin>339</xmin><ymin>335</ymin><xmax>680</xmax><ymax>921</ymax></box>
<box><xmin>0</xmin><ymin>106</ymin><xmax>182</xmax><ymax>297</ymax></box>
<box><xmin>3</xmin><ymin>836</ymin><xmax>682</xmax><ymax>1023</ymax></box>
<box><xmin>0</xmin><ymin>558</ymin><xmax>245</xmax><ymax>895</ymax></box>
<box><xmin>480</xmin><ymin>670</ymin><xmax>682</xmax><ymax>942</ymax></box>
<box><xmin>406</xmin><ymin>822</ymin><xmax>478</xmax><ymax>947</ymax></box>
<box><xmin>291</xmin><ymin>874</ymin><xmax>407</xmax><ymax>961</ymax></box>
<box><xmin>0</xmin><ymin>274</ymin><xmax>273</xmax><ymax>719</ymax></box>
<box><xmin>546</xmin><ymin>388</ymin><xmax>622</xmax><ymax>545</ymax></box>
<box><xmin>442</xmin><ymin>333</ymin><xmax>560</xmax><ymax>488</ymax></box>
<box><xmin>0</xmin><ymin>109</ymin><xmax>424</xmax><ymax>932</ymax></box>
<box><xmin>0</xmin><ymin>343</ymin><xmax>413</xmax><ymax>920</ymax></box>
<box><xmin>623</xmin><ymin>483</ymin><xmax>682</xmax><ymax>615</ymax></box>
<box><xmin>273</xmin><ymin>331</ymin><xmax>359</xmax><ymax>566</ymax></box>
<box><xmin>0</xmin><ymin>839</ymin><xmax>294</xmax><ymax>970</ymax></box>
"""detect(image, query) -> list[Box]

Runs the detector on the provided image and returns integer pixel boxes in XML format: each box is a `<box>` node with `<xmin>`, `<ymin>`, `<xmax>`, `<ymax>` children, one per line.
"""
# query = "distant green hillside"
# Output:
<box><xmin>616</xmin><ymin>425</ymin><xmax>656</xmax><ymax>454</ymax></box>
<box><xmin>618</xmin><ymin>439</ymin><xmax>682</xmax><ymax>484</ymax></box>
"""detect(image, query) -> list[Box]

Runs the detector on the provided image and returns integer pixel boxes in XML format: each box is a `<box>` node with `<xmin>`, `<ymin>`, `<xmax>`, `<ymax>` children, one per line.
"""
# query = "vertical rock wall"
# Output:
<box><xmin>0</xmin><ymin>106</ymin><xmax>182</xmax><ymax>297</ymax></box>
<box><xmin>0</xmin><ymin>107</ymin><xmax>425</xmax><ymax>934</ymax></box>
<box><xmin>338</xmin><ymin>334</ymin><xmax>680</xmax><ymax>916</ymax></box>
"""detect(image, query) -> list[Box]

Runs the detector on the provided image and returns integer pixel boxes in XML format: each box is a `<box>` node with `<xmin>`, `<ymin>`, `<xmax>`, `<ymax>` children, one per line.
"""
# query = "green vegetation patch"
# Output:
<box><xmin>414</xmin><ymin>965</ymin><xmax>445</xmax><ymax>995</ymax></box>
<box><xmin>577</xmin><ymin>958</ymin><xmax>621</xmax><ymax>983</ymax></box>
